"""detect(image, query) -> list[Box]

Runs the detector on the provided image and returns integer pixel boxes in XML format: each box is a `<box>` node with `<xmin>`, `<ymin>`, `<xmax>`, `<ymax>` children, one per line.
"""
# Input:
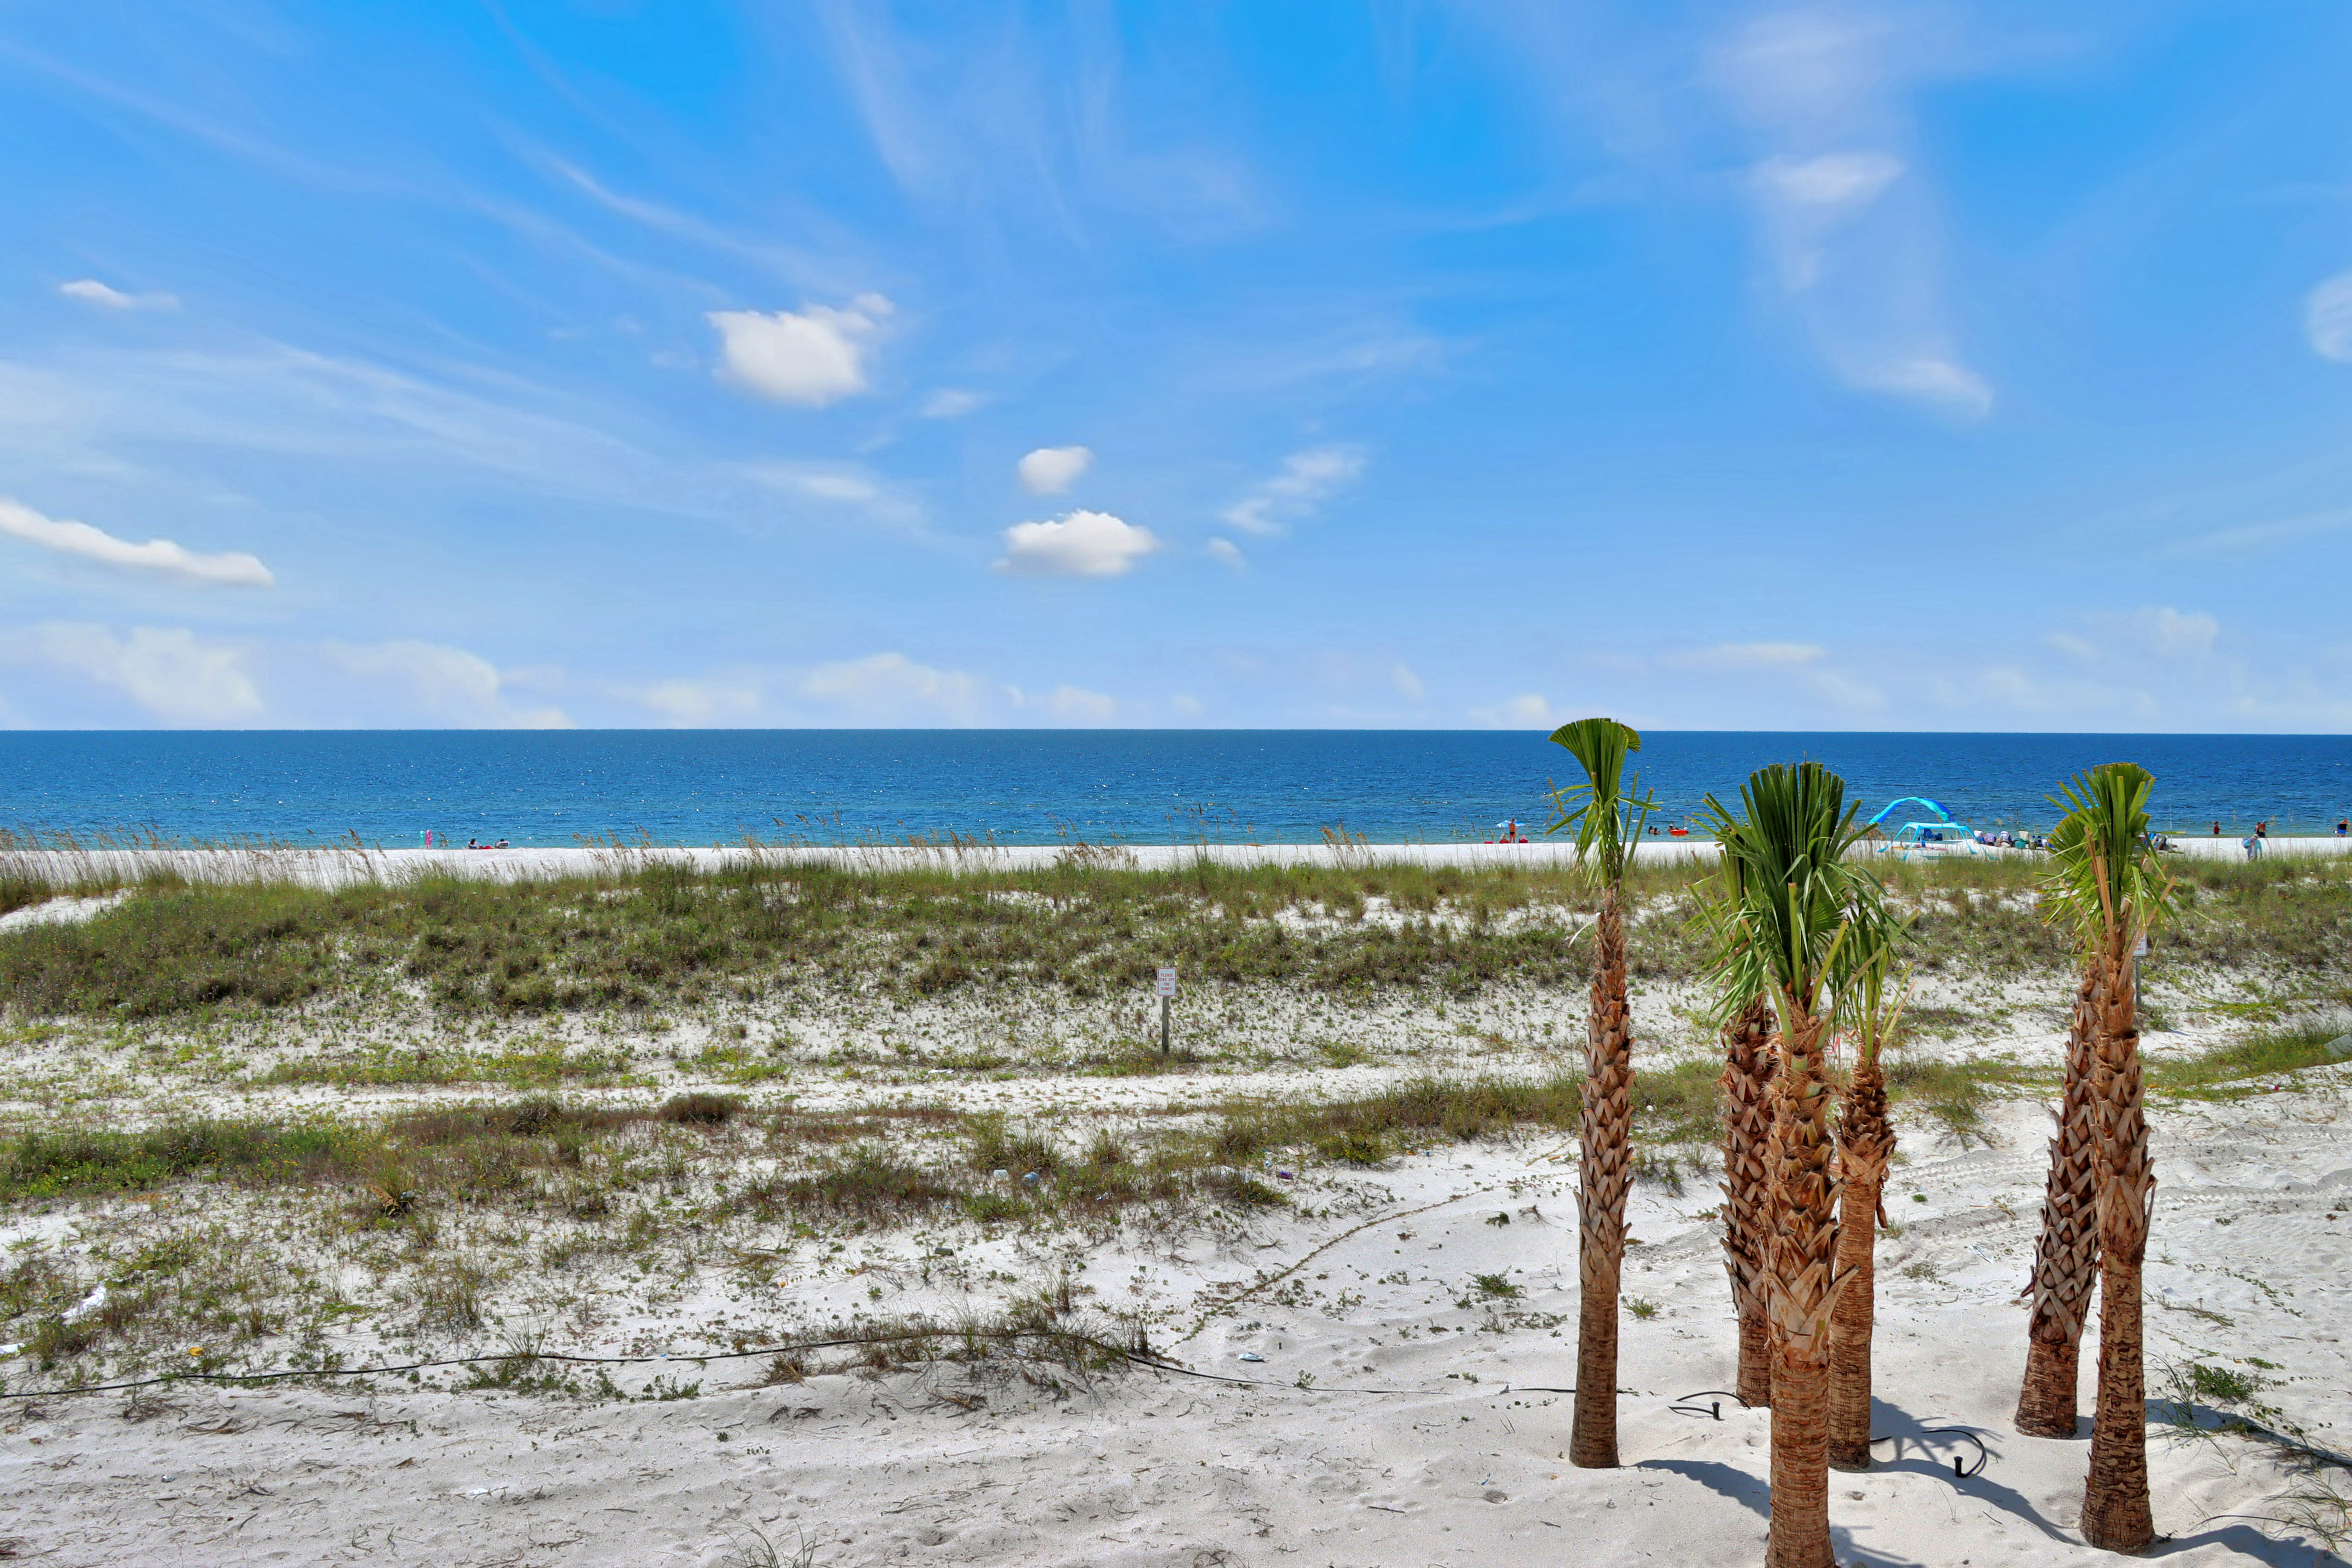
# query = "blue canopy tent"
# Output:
<box><xmin>1862</xmin><ymin>796</ymin><xmax>1982</xmax><ymax>856</ymax></box>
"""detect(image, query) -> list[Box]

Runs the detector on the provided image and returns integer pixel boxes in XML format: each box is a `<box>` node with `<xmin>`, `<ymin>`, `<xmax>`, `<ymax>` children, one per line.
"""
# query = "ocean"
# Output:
<box><xmin>1</xmin><ymin>730</ymin><xmax>2347</xmax><ymax>848</ymax></box>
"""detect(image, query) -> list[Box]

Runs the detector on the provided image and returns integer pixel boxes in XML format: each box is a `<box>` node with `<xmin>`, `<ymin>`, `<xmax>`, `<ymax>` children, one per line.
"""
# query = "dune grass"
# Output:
<box><xmin>2149</xmin><ymin>1024</ymin><xmax>2351</xmax><ymax>1098</ymax></box>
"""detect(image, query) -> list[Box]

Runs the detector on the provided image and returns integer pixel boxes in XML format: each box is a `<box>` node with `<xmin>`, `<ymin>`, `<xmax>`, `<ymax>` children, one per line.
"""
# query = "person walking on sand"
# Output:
<box><xmin>2337</xmin><ymin>818</ymin><xmax>2348</xmax><ymax>837</ymax></box>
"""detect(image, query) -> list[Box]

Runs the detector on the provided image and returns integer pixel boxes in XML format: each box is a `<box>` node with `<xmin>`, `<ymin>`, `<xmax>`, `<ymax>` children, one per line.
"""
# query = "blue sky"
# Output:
<box><xmin>3</xmin><ymin>1</ymin><xmax>2350</xmax><ymax>732</ymax></box>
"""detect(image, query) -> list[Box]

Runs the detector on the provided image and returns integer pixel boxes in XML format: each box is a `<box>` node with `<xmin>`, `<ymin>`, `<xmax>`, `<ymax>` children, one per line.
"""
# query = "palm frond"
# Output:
<box><xmin>1542</xmin><ymin>717</ymin><xmax>1655</xmax><ymax>884</ymax></box>
<box><xmin>2042</xmin><ymin>762</ymin><xmax>2177</xmax><ymax>951</ymax></box>
<box><xmin>1699</xmin><ymin>761</ymin><xmax>1902</xmax><ymax>1032</ymax></box>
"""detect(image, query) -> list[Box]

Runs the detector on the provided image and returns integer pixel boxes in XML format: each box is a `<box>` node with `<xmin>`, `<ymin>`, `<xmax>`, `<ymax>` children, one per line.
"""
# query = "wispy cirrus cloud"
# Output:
<box><xmin>1221</xmin><ymin>446</ymin><xmax>1365</xmax><ymax>536</ymax></box>
<box><xmin>2306</xmin><ymin>270</ymin><xmax>2352</xmax><ymax>362</ymax></box>
<box><xmin>1712</xmin><ymin>9</ymin><xmax>1991</xmax><ymax>419</ymax></box>
<box><xmin>60</xmin><ymin>278</ymin><xmax>178</xmax><ymax>311</ymax></box>
<box><xmin>0</xmin><ymin>497</ymin><xmax>274</xmax><ymax>587</ymax></box>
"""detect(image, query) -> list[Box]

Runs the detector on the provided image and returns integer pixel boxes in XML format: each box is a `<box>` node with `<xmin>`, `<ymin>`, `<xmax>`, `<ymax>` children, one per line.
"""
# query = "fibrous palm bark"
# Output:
<box><xmin>2017</xmin><ymin>966</ymin><xmax>2102</xmax><ymax>1438</ymax></box>
<box><xmin>1719</xmin><ymin>995</ymin><xmax>1779</xmax><ymax>1409</ymax></box>
<box><xmin>1571</xmin><ymin>882</ymin><xmax>1635</xmax><ymax>1469</ymax></box>
<box><xmin>2081</xmin><ymin>933</ymin><xmax>2156</xmax><ymax>1552</ymax></box>
<box><xmin>1765</xmin><ymin>1003</ymin><xmax>1846</xmax><ymax>1568</ymax></box>
<box><xmin>1827</xmin><ymin>1060</ymin><xmax>1892</xmax><ymax>1470</ymax></box>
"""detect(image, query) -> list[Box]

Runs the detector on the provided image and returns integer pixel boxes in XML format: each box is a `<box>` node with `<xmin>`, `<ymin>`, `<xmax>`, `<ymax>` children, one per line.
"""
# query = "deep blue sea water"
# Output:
<box><xmin>1</xmin><ymin>731</ymin><xmax>2347</xmax><ymax>847</ymax></box>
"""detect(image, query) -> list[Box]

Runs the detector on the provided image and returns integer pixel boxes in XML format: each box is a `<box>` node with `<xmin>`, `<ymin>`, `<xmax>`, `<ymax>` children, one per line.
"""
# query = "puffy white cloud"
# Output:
<box><xmin>1469</xmin><ymin>693</ymin><xmax>1558</xmax><ymax>728</ymax></box>
<box><xmin>1170</xmin><ymin>693</ymin><xmax>1204</xmax><ymax>717</ymax></box>
<box><xmin>1206</xmin><ymin>537</ymin><xmax>1246</xmax><ymax>568</ymax></box>
<box><xmin>798</xmin><ymin>652</ymin><xmax>982</xmax><ymax>723</ymax></box>
<box><xmin>1016</xmin><ymin>445</ymin><xmax>1093</xmax><ymax>495</ymax></box>
<box><xmin>3</xmin><ymin>623</ymin><xmax>260</xmax><ymax>721</ymax></box>
<box><xmin>2306</xmin><ymin>271</ymin><xmax>2352</xmax><ymax>361</ymax></box>
<box><xmin>920</xmin><ymin>388</ymin><xmax>984</xmax><ymax>418</ymax></box>
<box><xmin>1221</xmin><ymin>446</ymin><xmax>1366</xmax><ymax>535</ymax></box>
<box><xmin>633</xmin><ymin>679</ymin><xmax>761</xmax><ymax>726</ymax></box>
<box><xmin>707</xmin><ymin>294</ymin><xmax>891</xmax><ymax>406</ymax></box>
<box><xmin>0</xmin><ymin>497</ymin><xmax>274</xmax><ymax>587</ymax></box>
<box><xmin>995</xmin><ymin>509</ymin><xmax>1160</xmax><ymax>578</ymax></box>
<box><xmin>59</xmin><ymin>278</ymin><xmax>177</xmax><ymax>311</ymax></box>
<box><xmin>325</xmin><ymin>640</ymin><xmax>572</xmax><ymax>728</ymax></box>
<box><xmin>1042</xmin><ymin>685</ymin><xmax>1117</xmax><ymax>722</ymax></box>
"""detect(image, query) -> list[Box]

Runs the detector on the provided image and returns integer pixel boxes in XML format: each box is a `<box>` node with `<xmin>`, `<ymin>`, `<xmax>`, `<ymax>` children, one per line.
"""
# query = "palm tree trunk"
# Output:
<box><xmin>1571</xmin><ymin>883</ymin><xmax>1634</xmax><ymax>1469</ymax></box>
<box><xmin>1765</xmin><ymin>1001</ymin><xmax>1845</xmax><ymax>1568</ymax></box>
<box><xmin>2082</xmin><ymin>935</ymin><xmax>2156</xmax><ymax>1552</ymax></box>
<box><xmin>2017</xmin><ymin>964</ymin><xmax>2102</xmax><ymax>1437</ymax></box>
<box><xmin>1719</xmin><ymin>995</ymin><xmax>1778</xmax><ymax>1408</ymax></box>
<box><xmin>1828</xmin><ymin>1061</ymin><xmax>1891</xmax><ymax>1470</ymax></box>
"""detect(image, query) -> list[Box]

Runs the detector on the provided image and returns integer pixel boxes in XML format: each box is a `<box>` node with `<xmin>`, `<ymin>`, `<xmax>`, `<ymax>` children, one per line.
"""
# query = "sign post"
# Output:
<box><xmin>1156</xmin><ymin>965</ymin><xmax>1177</xmax><ymax>1056</ymax></box>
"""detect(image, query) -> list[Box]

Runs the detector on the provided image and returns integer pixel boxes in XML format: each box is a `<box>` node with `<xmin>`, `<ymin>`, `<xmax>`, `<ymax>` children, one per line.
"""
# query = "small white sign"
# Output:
<box><xmin>2134</xmin><ymin>934</ymin><xmax>2150</xmax><ymax>957</ymax></box>
<box><xmin>1156</xmin><ymin>966</ymin><xmax>1178</xmax><ymax>998</ymax></box>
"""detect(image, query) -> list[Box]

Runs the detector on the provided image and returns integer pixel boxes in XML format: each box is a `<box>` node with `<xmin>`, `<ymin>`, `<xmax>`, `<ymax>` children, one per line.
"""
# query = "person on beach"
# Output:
<box><xmin>2257</xmin><ymin>820</ymin><xmax>2269</xmax><ymax>839</ymax></box>
<box><xmin>2211</xmin><ymin>821</ymin><xmax>2221</xmax><ymax>835</ymax></box>
<box><xmin>2338</xmin><ymin>818</ymin><xmax>2348</xmax><ymax>836</ymax></box>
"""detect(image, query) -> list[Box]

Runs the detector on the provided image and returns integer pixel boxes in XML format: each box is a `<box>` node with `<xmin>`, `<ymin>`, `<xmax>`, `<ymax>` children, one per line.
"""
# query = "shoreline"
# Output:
<box><xmin>6</xmin><ymin>833</ymin><xmax>2349</xmax><ymax>889</ymax></box>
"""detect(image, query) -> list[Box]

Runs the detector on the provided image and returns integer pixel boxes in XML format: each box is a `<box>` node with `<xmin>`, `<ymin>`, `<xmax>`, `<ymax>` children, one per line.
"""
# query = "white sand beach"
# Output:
<box><xmin>5</xmin><ymin>834</ymin><xmax>2348</xmax><ymax>894</ymax></box>
<box><xmin>1</xmin><ymin>856</ymin><xmax>2348</xmax><ymax>1565</ymax></box>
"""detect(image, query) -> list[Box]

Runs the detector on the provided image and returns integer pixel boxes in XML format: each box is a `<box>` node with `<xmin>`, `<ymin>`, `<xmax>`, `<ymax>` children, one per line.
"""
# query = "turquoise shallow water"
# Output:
<box><xmin>0</xmin><ymin>730</ymin><xmax>2346</xmax><ymax>847</ymax></box>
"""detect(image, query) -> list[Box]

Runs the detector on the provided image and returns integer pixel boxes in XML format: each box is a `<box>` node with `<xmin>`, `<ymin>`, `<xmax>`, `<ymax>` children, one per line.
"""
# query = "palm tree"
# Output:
<box><xmin>1828</xmin><ymin>918</ymin><xmax>1908</xmax><ymax>1470</ymax></box>
<box><xmin>1699</xmin><ymin>832</ymin><xmax>1778</xmax><ymax>1409</ymax></box>
<box><xmin>2045</xmin><ymin>764</ymin><xmax>2174</xmax><ymax>1553</ymax></box>
<box><xmin>2015</xmin><ymin>964</ymin><xmax>2102</xmax><ymax>1437</ymax></box>
<box><xmin>1544</xmin><ymin>717</ymin><xmax>1654</xmax><ymax>1470</ymax></box>
<box><xmin>1719</xmin><ymin>993</ymin><xmax>1778</xmax><ymax>1410</ymax></box>
<box><xmin>1704</xmin><ymin>761</ymin><xmax>1882</xmax><ymax>1568</ymax></box>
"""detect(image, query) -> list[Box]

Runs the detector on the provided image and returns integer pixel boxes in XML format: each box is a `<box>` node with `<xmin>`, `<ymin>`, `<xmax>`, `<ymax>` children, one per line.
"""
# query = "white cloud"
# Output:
<box><xmin>1714</xmin><ymin>11</ymin><xmax>1992</xmax><ymax>419</ymax></box>
<box><xmin>739</xmin><ymin>462</ymin><xmax>921</xmax><ymax>528</ymax></box>
<box><xmin>1802</xmin><ymin>669</ymin><xmax>1885</xmax><ymax>713</ymax></box>
<box><xmin>1753</xmin><ymin>151</ymin><xmax>1904</xmax><ymax>212</ymax></box>
<box><xmin>1170</xmin><ymin>694</ymin><xmax>1204</xmax><ymax>717</ymax></box>
<box><xmin>632</xmin><ymin>678</ymin><xmax>761</xmax><ymax>726</ymax></box>
<box><xmin>995</xmin><ymin>510</ymin><xmax>1159</xmax><ymax>578</ymax></box>
<box><xmin>1665</xmin><ymin>641</ymin><xmax>1826</xmax><ymax>672</ymax></box>
<box><xmin>799</xmin><ymin>652</ymin><xmax>982</xmax><ymax>723</ymax></box>
<box><xmin>707</xmin><ymin>294</ymin><xmax>891</xmax><ymax>407</ymax></box>
<box><xmin>1016</xmin><ymin>445</ymin><xmax>1093</xmax><ymax>495</ymax></box>
<box><xmin>1221</xmin><ymin>446</ymin><xmax>1367</xmax><ymax>535</ymax></box>
<box><xmin>325</xmin><ymin>640</ymin><xmax>572</xmax><ymax>728</ymax></box>
<box><xmin>59</xmin><ymin>278</ymin><xmax>177</xmax><ymax>311</ymax></box>
<box><xmin>1852</xmin><ymin>354</ymin><xmax>1994</xmax><ymax>419</ymax></box>
<box><xmin>1207</xmin><ymin>537</ymin><xmax>1246</xmax><ymax>568</ymax></box>
<box><xmin>4</xmin><ymin>623</ymin><xmax>260</xmax><ymax>722</ymax></box>
<box><xmin>2306</xmin><ymin>270</ymin><xmax>2352</xmax><ymax>362</ymax></box>
<box><xmin>1390</xmin><ymin>661</ymin><xmax>1425</xmax><ymax>703</ymax></box>
<box><xmin>1469</xmin><ymin>693</ymin><xmax>1558</xmax><ymax>728</ymax></box>
<box><xmin>2046</xmin><ymin>631</ymin><xmax>2099</xmax><ymax>663</ymax></box>
<box><xmin>920</xmin><ymin>388</ymin><xmax>983</xmax><ymax>418</ymax></box>
<box><xmin>1040</xmin><ymin>685</ymin><xmax>1117</xmax><ymax>723</ymax></box>
<box><xmin>1661</xmin><ymin>640</ymin><xmax>1881</xmax><ymax>710</ymax></box>
<box><xmin>0</xmin><ymin>497</ymin><xmax>274</xmax><ymax>587</ymax></box>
